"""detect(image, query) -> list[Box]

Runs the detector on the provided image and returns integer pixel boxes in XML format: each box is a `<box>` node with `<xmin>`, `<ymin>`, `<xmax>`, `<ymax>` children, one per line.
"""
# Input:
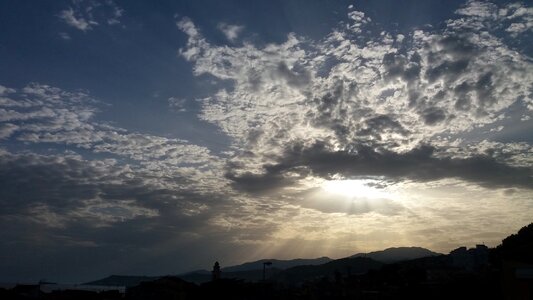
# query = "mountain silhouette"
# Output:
<box><xmin>350</xmin><ymin>246</ymin><xmax>441</xmax><ymax>263</ymax></box>
<box><xmin>84</xmin><ymin>249</ymin><xmax>438</xmax><ymax>286</ymax></box>
<box><xmin>84</xmin><ymin>275</ymin><xmax>159</xmax><ymax>287</ymax></box>
<box><xmin>179</xmin><ymin>256</ymin><xmax>384</xmax><ymax>284</ymax></box>
<box><xmin>493</xmin><ymin>222</ymin><xmax>533</xmax><ymax>263</ymax></box>
<box><xmin>273</xmin><ymin>257</ymin><xmax>383</xmax><ymax>285</ymax></box>
<box><xmin>179</xmin><ymin>268</ymin><xmax>283</xmax><ymax>284</ymax></box>
<box><xmin>175</xmin><ymin>257</ymin><xmax>332</xmax><ymax>283</ymax></box>
<box><xmin>221</xmin><ymin>257</ymin><xmax>332</xmax><ymax>272</ymax></box>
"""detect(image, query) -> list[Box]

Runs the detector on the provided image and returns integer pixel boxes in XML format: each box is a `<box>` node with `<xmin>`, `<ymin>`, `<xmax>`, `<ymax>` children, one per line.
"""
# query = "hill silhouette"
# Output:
<box><xmin>84</xmin><ymin>275</ymin><xmax>159</xmax><ymax>288</ymax></box>
<box><xmin>273</xmin><ymin>257</ymin><xmax>383</xmax><ymax>285</ymax></box>
<box><xmin>221</xmin><ymin>257</ymin><xmax>332</xmax><ymax>272</ymax></box>
<box><xmin>84</xmin><ymin>248</ymin><xmax>438</xmax><ymax>285</ymax></box>
<box><xmin>350</xmin><ymin>246</ymin><xmax>441</xmax><ymax>263</ymax></box>
<box><xmin>179</xmin><ymin>268</ymin><xmax>284</xmax><ymax>284</ymax></box>
<box><xmin>493</xmin><ymin>222</ymin><xmax>533</xmax><ymax>263</ymax></box>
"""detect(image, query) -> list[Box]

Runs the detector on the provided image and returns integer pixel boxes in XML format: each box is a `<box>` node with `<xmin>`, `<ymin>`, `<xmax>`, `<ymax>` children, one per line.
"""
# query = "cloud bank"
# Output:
<box><xmin>177</xmin><ymin>1</ymin><xmax>533</xmax><ymax>193</ymax></box>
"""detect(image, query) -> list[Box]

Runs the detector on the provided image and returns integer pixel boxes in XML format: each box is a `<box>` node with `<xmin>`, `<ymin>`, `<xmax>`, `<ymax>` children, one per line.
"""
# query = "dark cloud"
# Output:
<box><xmin>425</xmin><ymin>58</ymin><xmax>470</xmax><ymax>83</ymax></box>
<box><xmin>474</xmin><ymin>72</ymin><xmax>496</xmax><ymax>108</ymax></box>
<box><xmin>229</xmin><ymin>142</ymin><xmax>533</xmax><ymax>193</ymax></box>
<box><xmin>0</xmin><ymin>150</ymin><xmax>269</xmax><ymax>282</ymax></box>
<box><xmin>225</xmin><ymin>165</ymin><xmax>307</xmax><ymax>194</ymax></box>
<box><xmin>0</xmin><ymin>150</ymin><xmax>231</xmax><ymax>224</ymax></box>
<box><xmin>382</xmin><ymin>52</ymin><xmax>421</xmax><ymax>82</ymax></box>
<box><xmin>357</xmin><ymin>115</ymin><xmax>410</xmax><ymax>139</ymax></box>
<box><xmin>453</xmin><ymin>81</ymin><xmax>473</xmax><ymax>111</ymax></box>
<box><xmin>0</xmin><ymin>153</ymin><xmax>103</xmax><ymax>214</ymax></box>
<box><xmin>0</xmin><ymin>213</ymin><xmax>258</xmax><ymax>283</ymax></box>
<box><xmin>422</xmin><ymin>107</ymin><xmax>447</xmax><ymax>125</ymax></box>
<box><xmin>420</xmin><ymin>34</ymin><xmax>496</xmax><ymax>111</ymax></box>
<box><xmin>275</xmin><ymin>62</ymin><xmax>312</xmax><ymax>88</ymax></box>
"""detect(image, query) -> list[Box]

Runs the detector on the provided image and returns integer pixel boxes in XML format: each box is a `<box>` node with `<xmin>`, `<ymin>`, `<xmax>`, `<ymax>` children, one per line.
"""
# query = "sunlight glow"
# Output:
<box><xmin>321</xmin><ymin>179</ymin><xmax>390</xmax><ymax>199</ymax></box>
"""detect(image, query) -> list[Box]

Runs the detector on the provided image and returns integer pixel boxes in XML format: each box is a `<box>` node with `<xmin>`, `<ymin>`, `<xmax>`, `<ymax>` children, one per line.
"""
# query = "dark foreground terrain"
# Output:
<box><xmin>2</xmin><ymin>223</ymin><xmax>532</xmax><ymax>300</ymax></box>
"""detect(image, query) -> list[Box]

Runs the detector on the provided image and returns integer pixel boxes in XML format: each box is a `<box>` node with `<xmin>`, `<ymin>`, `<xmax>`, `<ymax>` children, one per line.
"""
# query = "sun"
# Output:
<box><xmin>321</xmin><ymin>179</ymin><xmax>390</xmax><ymax>199</ymax></box>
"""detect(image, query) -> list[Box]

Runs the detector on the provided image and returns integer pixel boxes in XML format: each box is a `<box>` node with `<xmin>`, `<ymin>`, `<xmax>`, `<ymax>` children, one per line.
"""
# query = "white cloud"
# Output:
<box><xmin>453</xmin><ymin>1</ymin><xmax>533</xmax><ymax>36</ymax></box>
<box><xmin>217</xmin><ymin>22</ymin><xmax>245</xmax><ymax>41</ymax></box>
<box><xmin>69</xmin><ymin>198</ymin><xmax>159</xmax><ymax>226</ymax></box>
<box><xmin>168</xmin><ymin>97</ymin><xmax>187</xmax><ymax>112</ymax></box>
<box><xmin>58</xmin><ymin>0</ymin><xmax>124</xmax><ymax>32</ymax></box>
<box><xmin>59</xmin><ymin>7</ymin><xmax>95</xmax><ymax>31</ymax></box>
<box><xmin>396</xmin><ymin>34</ymin><xmax>405</xmax><ymax>43</ymax></box>
<box><xmin>107</xmin><ymin>3</ymin><xmax>124</xmax><ymax>25</ymax></box>
<box><xmin>0</xmin><ymin>83</ymin><xmax>225</xmax><ymax>193</ymax></box>
<box><xmin>177</xmin><ymin>17</ymin><xmax>200</xmax><ymax>38</ymax></box>
<box><xmin>0</xmin><ymin>85</ymin><xmax>15</xmax><ymax>95</ymax></box>
<box><xmin>504</xmin><ymin>3</ymin><xmax>533</xmax><ymax>36</ymax></box>
<box><xmin>59</xmin><ymin>32</ymin><xmax>71</xmax><ymax>40</ymax></box>
<box><xmin>347</xmin><ymin>10</ymin><xmax>371</xmax><ymax>33</ymax></box>
<box><xmin>455</xmin><ymin>0</ymin><xmax>498</xmax><ymax>19</ymax></box>
<box><xmin>169</xmin><ymin>7</ymin><xmax>533</xmax><ymax>265</ymax></box>
<box><xmin>0</xmin><ymin>123</ymin><xmax>18</xmax><ymax>139</ymax></box>
<box><xmin>177</xmin><ymin>0</ymin><xmax>533</xmax><ymax>191</ymax></box>
<box><xmin>506</xmin><ymin>22</ymin><xmax>527</xmax><ymax>33</ymax></box>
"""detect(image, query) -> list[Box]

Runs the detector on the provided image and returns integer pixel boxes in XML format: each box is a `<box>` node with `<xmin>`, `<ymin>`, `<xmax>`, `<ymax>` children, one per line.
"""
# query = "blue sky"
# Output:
<box><xmin>0</xmin><ymin>0</ymin><xmax>532</xmax><ymax>283</ymax></box>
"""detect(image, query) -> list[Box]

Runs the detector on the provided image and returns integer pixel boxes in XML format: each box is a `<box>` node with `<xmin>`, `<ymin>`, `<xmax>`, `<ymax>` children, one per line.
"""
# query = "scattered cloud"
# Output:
<box><xmin>58</xmin><ymin>32</ymin><xmax>71</xmax><ymax>40</ymax></box>
<box><xmin>0</xmin><ymin>83</ymin><xmax>247</xmax><ymax>280</ymax></box>
<box><xmin>59</xmin><ymin>7</ymin><xmax>95</xmax><ymax>31</ymax></box>
<box><xmin>0</xmin><ymin>123</ymin><xmax>18</xmax><ymax>139</ymax></box>
<box><xmin>170</xmin><ymin>1</ymin><xmax>533</xmax><ymax>261</ymax></box>
<box><xmin>0</xmin><ymin>85</ymin><xmax>15</xmax><ymax>95</ymax></box>
<box><xmin>58</xmin><ymin>0</ymin><xmax>124</xmax><ymax>32</ymax></box>
<box><xmin>177</xmin><ymin>0</ymin><xmax>533</xmax><ymax>196</ymax></box>
<box><xmin>454</xmin><ymin>1</ymin><xmax>533</xmax><ymax>37</ymax></box>
<box><xmin>168</xmin><ymin>97</ymin><xmax>187</xmax><ymax>112</ymax></box>
<box><xmin>217</xmin><ymin>22</ymin><xmax>245</xmax><ymax>41</ymax></box>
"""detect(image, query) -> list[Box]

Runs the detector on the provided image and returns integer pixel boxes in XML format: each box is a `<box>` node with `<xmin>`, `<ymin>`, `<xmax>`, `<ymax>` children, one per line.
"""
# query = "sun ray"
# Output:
<box><xmin>321</xmin><ymin>179</ymin><xmax>391</xmax><ymax>199</ymax></box>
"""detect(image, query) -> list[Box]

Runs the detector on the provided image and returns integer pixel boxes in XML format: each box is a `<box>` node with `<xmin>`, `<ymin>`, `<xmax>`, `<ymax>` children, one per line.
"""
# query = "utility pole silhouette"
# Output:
<box><xmin>262</xmin><ymin>261</ymin><xmax>272</xmax><ymax>281</ymax></box>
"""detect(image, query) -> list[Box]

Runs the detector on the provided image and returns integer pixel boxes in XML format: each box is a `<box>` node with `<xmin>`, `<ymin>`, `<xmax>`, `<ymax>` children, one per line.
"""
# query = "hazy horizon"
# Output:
<box><xmin>0</xmin><ymin>244</ymin><xmax>484</xmax><ymax>284</ymax></box>
<box><xmin>1</xmin><ymin>0</ymin><xmax>532</xmax><ymax>283</ymax></box>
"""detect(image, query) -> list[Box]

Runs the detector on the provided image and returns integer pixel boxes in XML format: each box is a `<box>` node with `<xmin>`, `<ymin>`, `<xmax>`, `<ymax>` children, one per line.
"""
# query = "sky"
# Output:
<box><xmin>0</xmin><ymin>0</ymin><xmax>532</xmax><ymax>283</ymax></box>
